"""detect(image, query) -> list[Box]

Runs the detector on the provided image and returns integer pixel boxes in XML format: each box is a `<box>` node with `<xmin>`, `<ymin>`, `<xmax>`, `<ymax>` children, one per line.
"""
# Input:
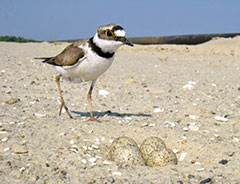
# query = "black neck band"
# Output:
<box><xmin>88</xmin><ymin>37</ymin><xmax>114</xmax><ymax>59</ymax></box>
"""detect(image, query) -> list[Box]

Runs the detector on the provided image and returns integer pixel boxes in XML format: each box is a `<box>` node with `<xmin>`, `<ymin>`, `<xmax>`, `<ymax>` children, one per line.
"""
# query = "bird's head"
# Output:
<box><xmin>93</xmin><ymin>24</ymin><xmax>133</xmax><ymax>53</ymax></box>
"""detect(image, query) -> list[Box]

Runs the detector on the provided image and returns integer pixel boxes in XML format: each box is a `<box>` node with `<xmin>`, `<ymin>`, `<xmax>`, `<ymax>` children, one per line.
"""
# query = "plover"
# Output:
<box><xmin>35</xmin><ymin>24</ymin><xmax>133</xmax><ymax>121</ymax></box>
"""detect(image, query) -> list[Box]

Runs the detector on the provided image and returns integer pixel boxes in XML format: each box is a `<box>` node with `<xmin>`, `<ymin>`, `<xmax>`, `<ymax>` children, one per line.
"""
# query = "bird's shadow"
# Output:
<box><xmin>71</xmin><ymin>110</ymin><xmax>151</xmax><ymax>118</ymax></box>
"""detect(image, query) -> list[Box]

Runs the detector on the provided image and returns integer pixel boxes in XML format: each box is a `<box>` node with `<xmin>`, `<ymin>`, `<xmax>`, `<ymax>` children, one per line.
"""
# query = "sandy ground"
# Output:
<box><xmin>0</xmin><ymin>37</ymin><xmax>240</xmax><ymax>183</ymax></box>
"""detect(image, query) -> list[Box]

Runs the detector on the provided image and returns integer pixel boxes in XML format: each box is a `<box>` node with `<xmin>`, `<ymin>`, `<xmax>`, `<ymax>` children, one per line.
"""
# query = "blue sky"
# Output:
<box><xmin>0</xmin><ymin>0</ymin><xmax>239</xmax><ymax>41</ymax></box>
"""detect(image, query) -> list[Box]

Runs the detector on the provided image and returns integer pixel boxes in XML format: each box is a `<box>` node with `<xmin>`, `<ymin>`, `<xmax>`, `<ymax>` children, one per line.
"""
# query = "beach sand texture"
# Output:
<box><xmin>0</xmin><ymin>37</ymin><xmax>240</xmax><ymax>183</ymax></box>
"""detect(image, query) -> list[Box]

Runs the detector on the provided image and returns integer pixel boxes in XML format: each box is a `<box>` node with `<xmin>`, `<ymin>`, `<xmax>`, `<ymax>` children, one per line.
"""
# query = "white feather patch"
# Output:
<box><xmin>114</xmin><ymin>30</ymin><xmax>126</xmax><ymax>37</ymax></box>
<box><xmin>93</xmin><ymin>33</ymin><xmax>122</xmax><ymax>53</ymax></box>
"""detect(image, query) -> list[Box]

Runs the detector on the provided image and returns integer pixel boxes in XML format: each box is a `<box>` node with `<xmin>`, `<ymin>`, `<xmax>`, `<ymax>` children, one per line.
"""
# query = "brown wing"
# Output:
<box><xmin>36</xmin><ymin>40</ymin><xmax>85</xmax><ymax>66</ymax></box>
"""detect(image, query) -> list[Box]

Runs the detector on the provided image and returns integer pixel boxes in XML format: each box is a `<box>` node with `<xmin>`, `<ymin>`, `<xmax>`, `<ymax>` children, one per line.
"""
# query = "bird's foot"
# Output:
<box><xmin>85</xmin><ymin>117</ymin><xmax>101</xmax><ymax>123</ymax></box>
<box><xmin>59</xmin><ymin>103</ymin><xmax>74</xmax><ymax>119</ymax></box>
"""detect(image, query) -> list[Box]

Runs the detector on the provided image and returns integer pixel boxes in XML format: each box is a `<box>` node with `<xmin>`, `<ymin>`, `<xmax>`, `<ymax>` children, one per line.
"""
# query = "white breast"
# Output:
<box><xmin>55</xmin><ymin>43</ymin><xmax>114</xmax><ymax>83</ymax></box>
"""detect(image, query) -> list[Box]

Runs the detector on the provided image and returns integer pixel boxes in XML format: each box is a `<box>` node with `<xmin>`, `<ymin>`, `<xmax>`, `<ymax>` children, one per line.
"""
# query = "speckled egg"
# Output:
<box><xmin>109</xmin><ymin>136</ymin><xmax>138</xmax><ymax>159</ymax></box>
<box><xmin>146</xmin><ymin>148</ymin><xmax>178</xmax><ymax>167</ymax></box>
<box><xmin>140</xmin><ymin>136</ymin><xmax>166</xmax><ymax>160</ymax></box>
<box><xmin>111</xmin><ymin>145</ymin><xmax>146</xmax><ymax>166</ymax></box>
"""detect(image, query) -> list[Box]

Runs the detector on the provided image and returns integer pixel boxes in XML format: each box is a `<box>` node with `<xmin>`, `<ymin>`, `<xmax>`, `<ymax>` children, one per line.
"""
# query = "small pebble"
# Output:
<box><xmin>12</xmin><ymin>144</ymin><xmax>28</xmax><ymax>154</ymax></box>
<box><xmin>141</xmin><ymin>123</ymin><xmax>149</xmax><ymax>127</ymax></box>
<box><xmin>200</xmin><ymin>178</ymin><xmax>212</xmax><ymax>184</ymax></box>
<box><xmin>107</xmin><ymin>176</ymin><xmax>115</xmax><ymax>183</ymax></box>
<box><xmin>219</xmin><ymin>159</ymin><xmax>228</xmax><ymax>165</ymax></box>
<box><xmin>5</xmin><ymin>98</ymin><xmax>19</xmax><ymax>104</ymax></box>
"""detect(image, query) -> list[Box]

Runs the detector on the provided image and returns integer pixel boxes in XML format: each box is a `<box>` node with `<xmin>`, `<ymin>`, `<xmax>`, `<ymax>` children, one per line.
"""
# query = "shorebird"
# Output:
<box><xmin>35</xmin><ymin>24</ymin><xmax>133</xmax><ymax>121</ymax></box>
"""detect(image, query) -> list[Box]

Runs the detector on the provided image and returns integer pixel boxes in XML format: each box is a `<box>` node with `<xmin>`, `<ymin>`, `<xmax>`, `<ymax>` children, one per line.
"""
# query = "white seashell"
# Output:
<box><xmin>172</xmin><ymin>149</ymin><xmax>179</xmax><ymax>154</ymax></box>
<box><xmin>34</xmin><ymin>113</ymin><xmax>46</xmax><ymax>117</ymax></box>
<box><xmin>0</xmin><ymin>131</ymin><xmax>8</xmax><ymax>134</ymax></box>
<box><xmin>189</xmin><ymin>115</ymin><xmax>198</xmax><ymax>120</ymax></box>
<box><xmin>109</xmin><ymin>139</ymin><xmax>114</xmax><ymax>143</ymax></box>
<box><xmin>189</xmin><ymin>122</ymin><xmax>199</xmax><ymax>131</ymax></box>
<box><xmin>149</xmin><ymin>123</ymin><xmax>156</xmax><ymax>127</ymax></box>
<box><xmin>182</xmin><ymin>84</ymin><xmax>194</xmax><ymax>90</ymax></box>
<box><xmin>95</xmin><ymin>138</ymin><xmax>100</xmax><ymax>143</ymax></box>
<box><xmin>183</xmin><ymin>127</ymin><xmax>189</xmax><ymax>131</ymax></box>
<box><xmin>88</xmin><ymin>147</ymin><xmax>93</xmax><ymax>151</ymax></box>
<box><xmin>95</xmin><ymin>155</ymin><xmax>102</xmax><ymax>159</ymax></box>
<box><xmin>88</xmin><ymin>157</ymin><xmax>97</xmax><ymax>163</ymax></box>
<box><xmin>183</xmin><ymin>81</ymin><xmax>197</xmax><ymax>90</ymax></box>
<box><xmin>19</xmin><ymin>167</ymin><xmax>25</xmax><ymax>172</ymax></box>
<box><xmin>59</xmin><ymin>132</ymin><xmax>65</xmax><ymax>136</ymax></box>
<box><xmin>101</xmin><ymin>136</ymin><xmax>105</xmax><ymax>141</ymax></box>
<box><xmin>214</xmin><ymin>116</ymin><xmax>228</xmax><ymax>122</ymax></box>
<box><xmin>195</xmin><ymin>162</ymin><xmax>201</xmax><ymax>165</ymax></box>
<box><xmin>178</xmin><ymin>152</ymin><xmax>187</xmax><ymax>162</ymax></box>
<box><xmin>112</xmin><ymin>171</ymin><xmax>122</xmax><ymax>176</ymax></box>
<box><xmin>81</xmin><ymin>159</ymin><xmax>87</xmax><ymax>164</ymax></box>
<box><xmin>91</xmin><ymin>144</ymin><xmax>99</xmax><ymax>149</ymax></box>
<box><xmin>233</xmin><ymin>137</ymin><xmax>239</xmax><ymax>142</ymax></box>
<box><xmin>4</xmin><ymin>147</ymin><xmax>10</xmax><ymax>152</ymax></box>
<box><xmin>153</xmin><ymin>108</ymin><xmax>164</xmax><ymax>113</ymax></box>
<box><xmin>103</xmin><ymin>160</ymin><xmax>113</xmax><ymax>165</ymax></box>
<box><xmin>1</xmin><ymin>137</ymin><xmax>8</xmax><ymax>142</ymax></box>
<box><xmin>197</xmin><ymin>168</ymin><xmax>205</xmax><ymax>172</ymax></box>
<box><xmin>17</xmin><ymin>122</ymin><xmax>25</xmax><ymax>125</ymax></box>
<box><xmin>98</xmin><ymin>89</ymin><xmax>109</xmax><ymax>97</ymax></box>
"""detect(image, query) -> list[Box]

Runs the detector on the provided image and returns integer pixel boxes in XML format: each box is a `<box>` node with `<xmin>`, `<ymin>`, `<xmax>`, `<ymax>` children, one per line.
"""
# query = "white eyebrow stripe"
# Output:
<box><xmin>114</xmin><ymin>30</ymin><xmax>126</xmax><ymax>37</ymax></box>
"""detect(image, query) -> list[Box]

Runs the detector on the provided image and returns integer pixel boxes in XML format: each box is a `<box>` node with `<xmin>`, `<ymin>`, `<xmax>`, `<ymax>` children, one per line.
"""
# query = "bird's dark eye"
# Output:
<box><xmin>105</xmin><ymin>29</ymin><xmax>113</xmax><ymax>38</ymax></box>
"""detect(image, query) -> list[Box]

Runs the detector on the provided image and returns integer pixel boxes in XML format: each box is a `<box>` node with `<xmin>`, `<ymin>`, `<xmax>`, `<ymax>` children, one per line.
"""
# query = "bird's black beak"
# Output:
<box><xmin>120</xmin><ymin>37</ymin><xmax>134</xmax><ymax>47</ymax></box>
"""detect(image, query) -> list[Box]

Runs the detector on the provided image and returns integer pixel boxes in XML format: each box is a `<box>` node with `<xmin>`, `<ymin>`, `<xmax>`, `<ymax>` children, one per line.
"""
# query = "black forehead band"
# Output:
<box><xmin>112</xmin><ymin>25</ymin><xmax>124</xmax><ymax>32</ymax></box>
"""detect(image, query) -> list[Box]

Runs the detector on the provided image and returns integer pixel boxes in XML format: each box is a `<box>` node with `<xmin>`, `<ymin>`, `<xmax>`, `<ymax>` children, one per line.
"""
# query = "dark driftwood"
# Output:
<box><xmin>128</xmin><ymin>33</ymin><xmax>240</xmax><ymax>45</ymax></box>
<box><xmin>50</xmin><ymin>33</ymin><xmax>240</xmax><ymax>45</ymax></box>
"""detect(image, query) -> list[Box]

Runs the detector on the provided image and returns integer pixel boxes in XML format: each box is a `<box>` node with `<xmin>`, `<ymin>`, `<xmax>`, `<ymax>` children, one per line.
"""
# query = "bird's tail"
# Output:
<box><xmin>34</xmin><ymin>57</ymin><xmax>53</xmax><ymax>62</ymax></box>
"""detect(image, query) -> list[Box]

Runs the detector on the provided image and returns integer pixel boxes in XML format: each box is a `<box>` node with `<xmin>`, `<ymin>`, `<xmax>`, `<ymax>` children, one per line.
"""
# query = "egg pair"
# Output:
<box><xmin>108</xmin><ymin>136</ymin><xmax>177</xmax><ymax>167</ymax></box>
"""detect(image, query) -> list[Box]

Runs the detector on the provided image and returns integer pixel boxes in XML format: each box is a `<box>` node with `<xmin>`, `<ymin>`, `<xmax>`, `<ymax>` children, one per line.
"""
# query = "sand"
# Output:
<box><xmin>0</xmin><ymin>37</ymin><xmax>240</xmax><ymax>183</ymax></box>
